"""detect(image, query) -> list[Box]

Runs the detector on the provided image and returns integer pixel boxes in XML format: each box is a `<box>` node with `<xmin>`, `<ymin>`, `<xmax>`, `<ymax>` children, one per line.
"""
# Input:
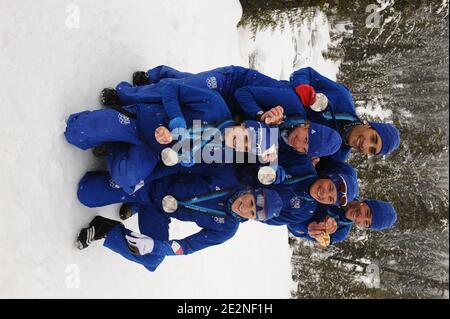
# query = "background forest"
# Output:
<box><xmin>239</xmin><ymin>0</ymin><xmax>449</xmax><ymax>298</ymax></box>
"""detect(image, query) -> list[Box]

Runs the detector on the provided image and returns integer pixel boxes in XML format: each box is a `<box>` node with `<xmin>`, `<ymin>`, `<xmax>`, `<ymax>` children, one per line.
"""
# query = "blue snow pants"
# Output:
<box><xmin>147</xmin><ymin>65</ymin><xmax>193</xmax><ymax>83</ymax></box>
<box><xmin>65</xmin><ymin>109</ymin><xmax>158</xmax><ymax>194</ymax></box>
<box><xmin>116</xmin><ymin>68</ymin><xmax>229</xmax><ymax>106</ymax></box>
<box><xmin>77</xmin><ymin>171</ymin><xmax>169</xmax><ymax>271</ymax></box>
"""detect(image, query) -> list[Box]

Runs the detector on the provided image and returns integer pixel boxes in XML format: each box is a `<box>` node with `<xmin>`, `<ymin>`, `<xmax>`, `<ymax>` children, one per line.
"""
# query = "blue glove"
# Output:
<box><xmin>274</xmin><ymin>166</ymin><xmax>287</xmax><ymax>184</ymax></box>
<box><xmin>168</xmin><ymin>117</ymin><xmax>187</xmax><ymax>131</ymax></box>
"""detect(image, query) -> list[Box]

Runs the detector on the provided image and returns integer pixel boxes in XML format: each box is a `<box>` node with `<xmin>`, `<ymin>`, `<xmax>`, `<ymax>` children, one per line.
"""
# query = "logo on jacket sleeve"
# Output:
<box><xmin>109</xmin><ymin>178</ymin><xmax>121</xmax><ymax>189</ymax></box>
<box><xmin>214</xmin><ymin>217</ymin><xmax>225</xmax><ymax>224</ymax></box>
<box><xmin>290</xmin><ymin>197</ymin><xmax>301</xmax><ymax>209</ymax></box>
<box><xmin>206</xmin><ymin>76</ymin><xmax>218</xmax><ymax>89</ymax></box>
<box><xmin>118</xmin><ymin>113</ymin><xmax>130</xmax><ymax>125</ymax></box>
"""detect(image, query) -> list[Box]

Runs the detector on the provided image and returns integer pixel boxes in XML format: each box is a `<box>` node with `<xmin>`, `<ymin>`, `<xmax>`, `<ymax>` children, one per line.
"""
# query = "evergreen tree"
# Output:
<box><xmin>239</xmin><ymin>0</ymin><xmax>449</xmax><ymax>298</ymax></box>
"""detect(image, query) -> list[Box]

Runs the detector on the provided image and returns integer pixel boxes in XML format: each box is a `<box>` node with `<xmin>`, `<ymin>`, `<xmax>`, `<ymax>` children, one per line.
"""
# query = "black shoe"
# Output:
<box><xmin>100</xmin><ymin>88</ymin><xmax>121</xmax><ymax>106</ymax></box>
<box><xmin>119</xmin><ymin>203</ymin><xmax>135</xmax><ymax>220</ymax></box>
<box><xmin>92</xmin><ymin>145</ymin><xmax>108</xmax><ymax>157</ymax></box>
<box><xmin>76</xmin><ymin>216</ymin><xmax>123</xmax><ymax>250</ymax></box>
<box><xmin>132</xmin><ymin>71</ymin><xmax>150</xmax><ymax>86</ymax></box>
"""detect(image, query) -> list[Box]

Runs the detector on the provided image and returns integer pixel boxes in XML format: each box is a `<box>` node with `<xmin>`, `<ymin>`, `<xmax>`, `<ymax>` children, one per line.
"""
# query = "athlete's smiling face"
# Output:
<box><xmin>347</xmin><ymin>124</ymin><xmax>382</xmax><ymax>155</ymax></box>
<box><xmin>287</xmin><ymin>124</ymin><xmax>309</xmax><ymax>154</ymax></box>
<box><xmin>309</xmin><ymin>178</ymin><xmax>337</xmax><ymax>205</ymax></box>
<box><xmin>231</xmin><ymin>192</ymin><xmax>257</xmax><ymax>219</ymax></box>
<box><xmin>345</xmin><ymin>201</ymin><xmax>373</xmax><ymax>228</ymax></box>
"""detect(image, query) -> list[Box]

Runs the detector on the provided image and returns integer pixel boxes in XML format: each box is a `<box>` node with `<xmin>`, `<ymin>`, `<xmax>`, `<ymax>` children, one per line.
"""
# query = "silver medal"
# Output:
<box><xmin>162</xmin><ymin>195</ymin><xmax>178</xmax><ymax>213</ymax></box>
<box><xmin>258</xmin><ymin>166</ymin><xmax>277</xmax><ymax>185</ymax></box>
<box><xmin>310</xmin><ymin>93</ymin><xmax>329</xmax><ymax>112</ymax></box>
<box><xmin>161</xmin><ymin>148</ymin><xmax>179</xmax><ymax>166</ymax></box>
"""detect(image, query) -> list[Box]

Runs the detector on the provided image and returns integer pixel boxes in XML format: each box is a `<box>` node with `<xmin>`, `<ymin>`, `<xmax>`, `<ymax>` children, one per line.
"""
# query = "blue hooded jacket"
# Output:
<box><xmin>117</xmin><ymin>65</ymin><xmax>306</xmax><ymax>123</ymax></box>
<box><xmin>108</xmin><ymin>166</ymin><xmax>246</xmax><ymax>259</ymax></box>
<box><xmin>263</xmin><ymin>149</ymin><xmax>319</xmax><ymax>226</ymax></box>
<box><xmin>122</xmin><ymin>82</ymin><xmax>233</xmax><ymax>143</ymax></box>
<box><xmin>290</xmin><ymin>67</ymin><xmax>362</xmax><ymax>162</ymax></box>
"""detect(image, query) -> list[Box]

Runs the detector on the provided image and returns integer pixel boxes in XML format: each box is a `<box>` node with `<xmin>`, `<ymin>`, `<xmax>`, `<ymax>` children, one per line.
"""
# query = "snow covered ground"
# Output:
<box><xmin>0</xmin><ymin>0</ymin><xmax>337</xmax><ymax>298</ymax></box>
<box><xmin>238</xmin><ymin>9</ymin><xmax>340</xmax><ymax>81</ymax></box>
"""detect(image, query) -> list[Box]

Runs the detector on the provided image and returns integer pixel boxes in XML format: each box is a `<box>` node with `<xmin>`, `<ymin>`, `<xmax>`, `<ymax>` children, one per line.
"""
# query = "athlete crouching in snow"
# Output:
<box><xmin>65</xmin><ymin>79</ymin><xmax>281</xmax><ymax>195</ymax></box>
<box><xmin>283</xmin><ymin>155</ymin><xmax>396</xmax><ymax>247</ymax></box>
<box><xmin>263</xmin><ymin>159</ymin><xmax>360</xmax><ymax>226</ymax></box>
<box><xmin>290</xmin><ymin>67</ymin><xmax>401</xmax><ymax>162</ymax></box>
<box><xmin>124</xmin><ymin>65</ymin><xmax>401</xmax><ymax>164</ymax></box>
<box><xmin>103</xmin><ymin>65</ymin><xmax>306</xmax><ymax>125</ymax></box>
<box><xmin>288</xmin><ymin>199</ymin><xmax>398</xmax><ymax>247</ymax></box>
<box><xmin>75</xmin><ymin>165</ymin><xmax>283</xmax><ymax>272</ymax></box>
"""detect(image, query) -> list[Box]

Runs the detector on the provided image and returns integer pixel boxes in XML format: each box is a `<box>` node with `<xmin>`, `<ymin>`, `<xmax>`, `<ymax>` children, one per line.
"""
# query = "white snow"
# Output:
<box><xmin>436</xmin><ymin>0</ymin><xmax>449</xmax><ymax>17</ymax></box>
<box><xmin>238</xmin><ymin>9</ymin><xmax>340</xmax><ymax>80</ymax></box>
<box><xmin>355</xmin><ymin>100</ymin><xmax>393</xmax><ymax>121</ymax></box>
<box><xmin>0</xmin><ymin>0</ymin><xmax>337</xmax><ymax>298</ymax></box>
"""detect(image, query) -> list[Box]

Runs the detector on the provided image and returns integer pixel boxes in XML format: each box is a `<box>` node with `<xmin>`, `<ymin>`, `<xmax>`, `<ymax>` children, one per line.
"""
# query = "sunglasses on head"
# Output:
<box><xmin>255</xmin><ymin>193</ymin><xmax>267</xmax><ymax>221</ymax></box>
<box><xmin>336</xmin><ymin>178</ymin><xmax>348</xmax><ymax>207</ymax></box>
